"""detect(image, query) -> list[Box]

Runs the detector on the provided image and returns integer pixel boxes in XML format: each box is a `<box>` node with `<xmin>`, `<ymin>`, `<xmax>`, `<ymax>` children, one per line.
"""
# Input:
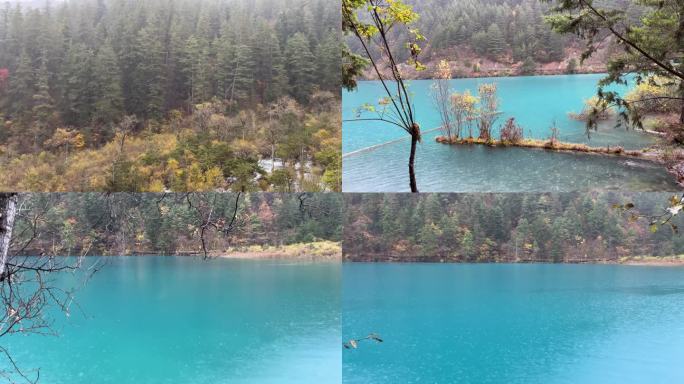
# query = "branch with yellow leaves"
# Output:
<box><xmin>613</xmin><ymin>194</ymin><xmax>684</xmax><ymax>234</ymax></box>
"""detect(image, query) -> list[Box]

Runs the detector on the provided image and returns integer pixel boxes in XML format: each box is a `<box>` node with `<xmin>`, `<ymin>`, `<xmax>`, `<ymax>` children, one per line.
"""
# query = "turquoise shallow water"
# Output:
<box><xmin>343</xmin><ymin>263</ymin><xmax>684</xmax><ymax>384</ymax></box>
<box><xmin>343</xmin><ymin>74</ymin><xmax>652</xmax><ymax>153</ymax></box>
<box><xmin>5</xmin><ymin>257</ymin><xmax>341</xmax><ymax>384</ymax></box>
<box><xmin>343</xmin><ymin>75</ymin><xmax>680</xmax><ymax>192</ymax></box>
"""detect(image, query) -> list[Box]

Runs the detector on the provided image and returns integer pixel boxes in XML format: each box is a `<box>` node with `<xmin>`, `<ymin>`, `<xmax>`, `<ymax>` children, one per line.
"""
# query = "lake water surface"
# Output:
<box><xmin>343</xmin><ymin>75</ymin><xmax>680</xmax><ymax>192</ymax></box>
<box><xmin>343</xmin><ymin>263</ymin><xmax>684</xmax><ymax>384</ymax></box>
<box><xmin>6</xmin><ymin>257</ymin><xmax>341</xmax><ymax>384</ymax></box>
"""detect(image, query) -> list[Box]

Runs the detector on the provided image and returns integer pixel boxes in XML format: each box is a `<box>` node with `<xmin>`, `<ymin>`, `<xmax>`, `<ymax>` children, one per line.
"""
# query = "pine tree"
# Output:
<box><xmin>93</xmin><ymin>42</ymin><xmax>124</xmax><ymax>128</ymax></box>
<box><xmin>252</xmin><ymin>22</ymin><xmax>287</xmax><ymax>103</ymax></box>
<box><xmin>419</xmin><ymin>222</ymin><xmax>441</xmax><ymax>256</ymax></box>
<box><xmin>7</xmin><ymin>50</ymin><xmax>33</xmax><ymax>117</ymax></box>
<box><xmin>31</xmin><ymin>54</ymin><xmax>56</xmax><ymax>137</ymax></box>
<box><xmin>285</xmin><ymin>33</ymin><xmax>315</xmax><ymax>103</ymax></box>
<box><xmin>135</xmin><ymin>22</ymin><xmax>167</xmax><ymax>120</ymax></box>
<box><xmin>315</xmin><ymin>31</ymin><xmax>340</xmax><ymax>91</ymax></box>
<box><xmin>117</xmin><ymin>13</ymin><xmax>145</xmax><ymax>118</ymax></box>
<box><xmin>231</xmin><ymin>42</ymin><xmax>256</xmax><ymax>105</ymax></box>
<box><xmin>520</xmin><ymin>57</ymin><xmax>537</xmax><ymax>75</ymax></box>
<box><xmin>486</xmin><ymin>24</ymin><xmax>506</xmax><ymax>58</ymax></box>
<box><xmin>61</xmin><ymin>43</ymin><xmax>96</xmax><ymax>126</ymax></box>
<box><xmin>267</xmin><ymin>37</ymin><xmax>288</xmax><ymax>103</ymax></box>
<box><xmin>460</xmin><ymin>228</ymin><xmax>475</xmax><ymax>261</ymax></box>
<box><xmin>216</xmin><ymin>27</ymin><xmax>236</xmax><ymax>101</ymax></box>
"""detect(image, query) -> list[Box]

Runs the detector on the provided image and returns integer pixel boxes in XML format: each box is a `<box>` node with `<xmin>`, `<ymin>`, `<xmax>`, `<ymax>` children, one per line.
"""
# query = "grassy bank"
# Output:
<box><xmin>435</xmin><ymin>135</ymin><xmax>651</xmax><ymax>158</ymax></box>
<box><xmin>344</xmin><ymin>255</ymin><xmax>684</xmax><ymax>266</ymax></box>
<box><xmin>618</xmin><ymin>255</ymin><xmax>684</xmax><ymax>266</ymax></box>
<box><xmin>215</xmin><ymin>241</ymin><xmax>341</xmax><ymax>261</ymax></box>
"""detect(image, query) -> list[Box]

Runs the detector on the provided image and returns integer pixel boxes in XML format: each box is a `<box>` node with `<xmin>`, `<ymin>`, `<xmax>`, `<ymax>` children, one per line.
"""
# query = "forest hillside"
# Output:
<box><xmin>344</xmin><ymin>193</ymin><xmax>684</xmax><ymax>262</ymax></box>
<box><xmin>348</xmin><ymin>0</ymin><xmax>634</xmax><ymax>79</ymax></box>
<box><xmin>0</xmin><ymin>0</ymin><xmax>341</xmax><ymax>192</ymax></box>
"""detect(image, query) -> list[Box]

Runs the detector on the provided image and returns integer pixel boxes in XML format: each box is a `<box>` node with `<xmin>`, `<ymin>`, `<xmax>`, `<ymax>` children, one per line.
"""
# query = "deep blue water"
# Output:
<box><xmin>5</xmin><ymin>257</ymin><xmax>341</xmax><ymax>384</ymax></box>
<box><xmin>343</xmin><ymin>263</ymin><xmax>684</xmax><ymax>384</ymax></box>
<box><xmin>343</xmin><ymin>75</ymin><xmax>680</xmax><ymax>192</ymax></box>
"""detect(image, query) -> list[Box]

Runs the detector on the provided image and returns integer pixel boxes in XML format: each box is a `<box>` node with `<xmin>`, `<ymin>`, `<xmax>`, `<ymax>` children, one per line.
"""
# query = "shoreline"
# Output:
<box><xmin>435</xmin><ymin>135</ymin><xmax>684</xmax><ymax>188</ymax></box>
<box><xmin>343</xmin><ymin>256</ymin><xmax>684</xmax><ymax>266</ymax></box>
<box><xmin>616</xmin><ymin>256</ymin><xmax>684</xmax><ymax>266</ymax></box>
<box><xmin>203</xmin><ymin>241</ymin><xmax>341</xmax><ymax>261</ymax></box>
<box><xmin>435</xmin><ymin>135</ymin><xmax>658</xmax><ymax>160</ymax></box>
<box><xmin>359</xmin><ymin>69</ymin><xmax>607</xmax><ymax>82</ymax></box>
<box><xmin>14</xmin><ymin>241</ymin><xmax>342</xmax><ymax>261</ymax></box>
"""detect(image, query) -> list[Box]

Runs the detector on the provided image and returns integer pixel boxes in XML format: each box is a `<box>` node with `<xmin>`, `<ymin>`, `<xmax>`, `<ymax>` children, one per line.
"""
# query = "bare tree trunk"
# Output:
<box><xmin>409</xmin><ymin>132</ymin><xmax>419</xmax><ymax>193</ymax></box>
<box><xmin>680</xmin><ymin>83</ymin><xmax>684</xmax><ymax>125</ymax></box>
<box><xmin>0</xmin><ymin>193</ymin><xmax>18</xmax><ymax>278</ymax></box>
<box><xmin>271</xmin><ymin>144</ymin><xmax>276</xmax><ymax>173</ymax></box>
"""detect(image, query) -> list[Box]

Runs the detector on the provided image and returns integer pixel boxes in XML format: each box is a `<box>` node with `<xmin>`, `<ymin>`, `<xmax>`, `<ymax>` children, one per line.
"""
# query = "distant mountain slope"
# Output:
<box><xmin>349</xmin><ymin>0</ymin><xmax>636</xmax><ymax>78</ymax></box>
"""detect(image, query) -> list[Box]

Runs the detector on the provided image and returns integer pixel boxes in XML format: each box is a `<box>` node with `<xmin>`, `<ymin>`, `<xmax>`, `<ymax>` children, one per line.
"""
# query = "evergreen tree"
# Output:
<box><xmin>135</xmin><ymin>22</ymin><xmax>167</xmax><ymax>120</ymax></box>
<box><xmin>7</xmin><ymin>50</ymin><xmax>34</xmax><ymax>117</ymax></box>
<box><xmin>231</xmin><ymin>42</ymin><xmax>256</xmax><ymax>105</ymax></box>
<box><xmin>61</xmin><ymin>43</ymin><xmax>96</xmax><ymax>126</ymax></box>
<box><xmin>93</xmin><ymin>42</ymin><xmax>124</xmax><ymax>128</ymax></box>
<box><xmin>460</xmin><ymin>228</ymin><xmax>475</xmax><ymax>261</ymax></box>
<box><xmin>31</xmin><ymin>53</ymin><xmax>56</xmax><ymax>146</ymax></box>
<box><xmin>520</xmin><ymin>57</ymin><xmax>537</xmax><ymax>75</ymax></box>
<box><xmin>419</xmin><ymin>222</ymin><xmax>441</xmax><ymax>256</ymax></box>
<box><xmin>285</xmin><ymin>32</ymin><xmax>315</xmax><ymax>103</ymax></box>
<box><xmin>315</xmin><ymin>31</ymin><xmax>340</xmax><ymax>91</ymax></box>
<box><xmin>486</xmin><ymin>24</ymin><xmax>505</xmax><ymax>58</ymax></box>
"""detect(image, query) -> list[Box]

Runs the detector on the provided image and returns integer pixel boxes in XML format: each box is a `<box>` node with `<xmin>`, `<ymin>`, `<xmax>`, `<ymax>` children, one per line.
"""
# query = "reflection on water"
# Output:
<box><xmin>6</xmin><ymin>257</ymin><xmax>341</xmax><ymax>384</ymax></box>
<box><xmin>343</xmin><ymin>263</ymin><xmax>684</xmax><ymax>384</ymax></box>
<box><xmin>343</xmin><ymin>129</ymin><xmax>679</xmax><ymax>192</ymax></box>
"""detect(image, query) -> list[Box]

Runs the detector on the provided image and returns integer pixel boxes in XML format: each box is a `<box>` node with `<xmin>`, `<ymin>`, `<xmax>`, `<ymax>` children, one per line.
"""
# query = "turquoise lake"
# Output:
<box><xmin>343</xmin><ymin>74</ymin><xmax>680</xmax><ymax>192</ymax></box>
<box><xmin>5</xmin><ymin>257</ymin><xmax>341</xmax><ymax>384</ymax></box>
<box><xmin>342</xmin><ymin>263</ymin><xmax>684</xmax><ymax>384</ymax></box>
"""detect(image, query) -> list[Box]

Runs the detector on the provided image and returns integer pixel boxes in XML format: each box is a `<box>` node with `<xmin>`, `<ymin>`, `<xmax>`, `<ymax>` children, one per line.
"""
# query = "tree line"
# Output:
<box><xmin>8</xmin><ymin>192</ymin><xmax>343</xmax><ymax>257</ymax></box>
<box><xmin>417</xmin><ymin>0</ymin><xmax>566</xmax><ymax>63</ymax></box>
<box><xmin>1</xmin><ymin>191</ymin><xmax>342</xmax><ymax>381</ymax></box>
<box><xmin>344</xmin><ymin>193</ymin><xmax>684</xmax><ymax>262</ymax></box>
<box><xmin>0</xmin><ymin>0</ymin><xmax>341</xmax><ymax>192</ymax></box>
<box><xmin>347</xmin><ymin>0</ymin><xmax>569</xmax><ymax>71</ymax></box>
<box><xmin>346</xmin><ymin>0</ymin><xmax>657</xmax><ymax>77</ymax></box>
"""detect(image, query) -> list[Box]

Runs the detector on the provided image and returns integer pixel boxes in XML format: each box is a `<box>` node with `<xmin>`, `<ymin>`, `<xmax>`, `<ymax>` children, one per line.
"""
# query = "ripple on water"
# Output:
<box><xmin>343</xmin><ymin>131</ymin><xmax>680</xmax><ymax>192</ymax></box>
<box><xmin>343</xmin><ymin>263</ymin><xmax>684</xmax><ymax>384</ymax></box>
<box><xmin>343</xmin><ymin>75</ymin><xmax>677</xmax><ymax>192</ymax></box>
<box><xmin>6</xmin><ymin>258</ymin><xmax>341</xmax><ymax>384</ymax></box>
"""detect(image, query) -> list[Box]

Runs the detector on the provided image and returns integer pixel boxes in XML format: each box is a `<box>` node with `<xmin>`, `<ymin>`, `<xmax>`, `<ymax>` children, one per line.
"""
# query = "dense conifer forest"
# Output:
<box><xmin>0</xmin><ymin>0</ymin><xmax>341</xmax><ymax>192</ymax></box>
<box><xmin>347</xmin><ymin>0</ymin><xmax>638</xmax><ymax>78</ymax></box>
<box><xmin>344</xmin><ymin>193</ymin><xmax>684</xmax><ymax>262</ymax></box>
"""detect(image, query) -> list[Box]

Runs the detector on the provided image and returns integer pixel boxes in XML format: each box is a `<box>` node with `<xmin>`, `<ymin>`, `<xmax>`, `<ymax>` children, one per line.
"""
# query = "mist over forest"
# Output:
<box><xmin>0</xmin><ymin>0</ymin><xmax>341</xmax><ymax>192</ymax></box>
